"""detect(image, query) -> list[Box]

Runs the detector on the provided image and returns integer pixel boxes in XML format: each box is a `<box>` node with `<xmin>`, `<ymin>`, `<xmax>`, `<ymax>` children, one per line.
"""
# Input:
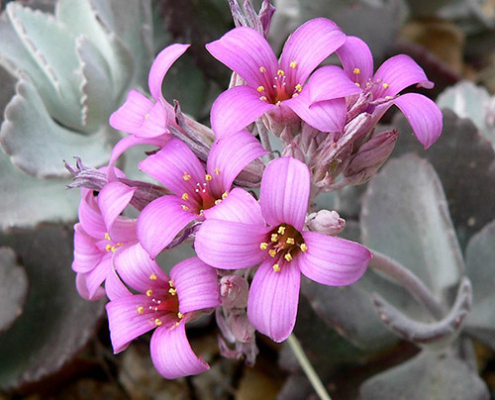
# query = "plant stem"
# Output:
<box><xmin>369</xmin><ymin>250</ymin><xmax>445</xmax><ymax>320</ymax></box>
<box><xmin>287</xmin><ymin>334</ymin><xmax>333</xmax><ymax>400</ymax></box>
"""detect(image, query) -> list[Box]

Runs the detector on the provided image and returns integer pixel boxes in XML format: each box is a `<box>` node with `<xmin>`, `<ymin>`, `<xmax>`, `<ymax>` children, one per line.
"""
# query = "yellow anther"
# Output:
<box><xmin>295</xmin><ymin>83</ymin><xmax>303</xmax><ymax>92</ymax></box>
<box><xmin>276</xmin><ymin>101</ymin><xmax>281</xmax><ymax>107</ymax></box>
<box><xmin>183</xmin><ymin>173</ymin><xmax>191</xmax><ymax>181</ymax></box>
<box><xmin>222</xmin><ymin>192</ymin><xmax>228</xmax><ymax>199</ymax></box>
<box><xmin>214</xmin><ymin>199</ymin><xmax>222</xmax><ymax>205</ymax></box>
<box><xmin>169</xmin><ymin>288</ymin><xmax>177</xmax><ymax>296</ymax></box>
<box><xmin>260</xmin><ymin>96</ymin><xmax>268</xmax><ymax>101</ymax></box>
<box><xmin>104</xmin><ymin>232</ymin><xmax>111</xmax><ymax>240</ymax></box>
<box><xmin>149</xmin><ymin>273</ymin><xmax>157</xmax><ymax>281</ymax></box>
<box><xmin>214</xmin><ymin>168</ymin><xmax>220</xmax><ymax>175</ymax></box>
<box><xmin>146</xmin><ymin>289</ymin><xmax>153</xmax><ymax>297</ymax></box>
<box><xmin>137</xmin><ymin>306</ymin><xmax>144</xmax><ymax>314</ymax></box>
<box><xmin>155</xmin><ymin>318</ymin><xmax>162</xmax><ymax>326</ymax></box>
<box><xmin>290</xmin><ymin>61</ymin><xmax>297</xmax><ymax>69</ymax></box>
<box><xmin>177</xmin><ymin>312</ymin><xmax>184</xmax><ymax>319</ymax></box>
<box><xmin>300</xmin><ymin>243</ymin><xmax>308</xmax><ymax>252</ymax></box>
<box><xmin>260</xmin><ymin>242</ymin><xmax>268</xmax><ymax>250</ymax></box>
<box><xmin>269</xmin><ymin>249</ymin><xmax>277</xmax><ymax>258</ymax></box>
<box><xmin>277</xmin><ymin>69</ymin><xmax>285</xmax><ymax>76</ymax></box>
<box><xmin>385</xmin><ymin>95</ymin><xmax>393</xmax><ymax>100</ymax></box>
<box><xmin>205</xmin><ymin>174</ymin><xmax>213</xmax><ymax>181</ymax></box>
<box><xmin>199</xmin><ymin>209</ymin><xmax>204</xmax><ymax>216</ymax></box>
<box><xmin>382</xmin><ymin>83</ymin><xmax>389</xmax><ymax>89</ymax></box>
<box><xmin>271</xmin><ymin>234</ymin><xmax>279</xmax><ymax>242</ymax></box>
<box><xmin>169</xmin><ymin>279</ymin><xmax>175</xmax><ymax>287</ymax></box>
<box><xmin>182</xmin><ymin>193</ymin><xmax>189</xmax><ymax>201</ymax></box>
<box><xmin>353</xmin><ymin>68</ymin><xmax>361</xmax><ymax>75</ymax></box>
<box><xmin>259</xmin><ymin>66</ymin><xmax>266</xmax><ymax>73</ymax></box>
<box><xmin>105</xmin><ymin>244</ymin><xmax>112</xmax><ymax>252</ymax></box>
<box><xmin>273</xmin><ymin>264</ymin><xmax>281</xmax><ymax>272</ymax></box>
<box><xmin>285</xmin><ymin>253</ymin><xmax>293</xmax><ymax>262</ymax></box>
<box><xmin>355</xmin><ymin>82</ymin><xmax>361</xmax><ymax>87</ymax></box>
<box><xmin>110</xmin><ymin>246</ymin><xmax>116</xmax><ymax>253</ymax></box>
<box><xmin>257</xmin><ymin>86</ymin><xmax>265</xmax><ymax>92</ymax></box>
<box><xmin>144</xmin><ymin>113</ymin><xmax>150</xmax><ymax>119</ymax></box>
<box><xmin>286</xmin><ymin>237</ymin><xmax>295</xmax><ymax>245</ymax></box>
<box><xmin>292</xmin><ymin>93</ymin><xmax>299</xmax><ymax>98</ymax></box>
<box><xmin>278</xmin><ymin>226</ymin><xmax>286</xmax><ymax>235</ymax></box>
<box><xmin>181</xmin><ymin>205</ymin><xmax>190</xmax><ymax>211</ymax></box>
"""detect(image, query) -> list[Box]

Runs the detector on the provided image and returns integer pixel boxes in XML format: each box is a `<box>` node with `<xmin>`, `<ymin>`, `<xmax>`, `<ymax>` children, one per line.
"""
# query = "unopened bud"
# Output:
<box><xmin>282</xmin><ymin>141</ymin><xmax>306</xmax><ymax>163</ymax></box>
<box><xmin>306</xmin><ymin>210</ymin><xmax>345</xmax><ymax>236</ymax></box>
<box><xmin>220</xmin><ymin>275</ymin><xmax>249</xmax><ymax>310</ymax></box>
<box><xmin>228</xmin><ymin>313</ymin><xmax>256</xmax><ymax>343</ymax></box>
<box><xmin>344</xmin><ymin>129</ymin><xmax>398</xmax><ymax>185</ymax></box>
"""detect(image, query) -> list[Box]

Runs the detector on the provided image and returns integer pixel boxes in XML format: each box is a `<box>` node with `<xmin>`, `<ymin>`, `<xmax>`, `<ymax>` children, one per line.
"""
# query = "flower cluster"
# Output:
<box><xmin>69</xmin><ymin>2</ymin><xmax>442</xmax><ymax>380</ymax></box>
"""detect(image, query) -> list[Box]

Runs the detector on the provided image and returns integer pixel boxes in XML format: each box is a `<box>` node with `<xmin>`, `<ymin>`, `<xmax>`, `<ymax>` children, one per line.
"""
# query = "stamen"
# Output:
<box><xmin>259</xmin><ymin>66</ymin><xmax>266</xmax><ymax>73</ymax></box>
<box><xmin>277</xmin><ymin>69</ymin><xmax>285</xmax><ymax>76</ymax></box>
<box><xmin>169</xmin><ymin>280</ymin><xmax>175</xmax><ymax>287</ymax></box>
<box><xmin>205</xmin><ymin>174</ymin><xmax>213</xmax><ymax>181</ymax></box>
<box><xmin>104</xmin><ymin>232</ymin><xmax>111</xmax><ymax>240</ymax></box>
<box><xmin>290</xmin><ymin>61</ymin><xmax>297</xmax><ymax>68</ymax></box>
<box><xmin>137</xmin><ymin>306</ymin><xmax>144</xmax><ymax>314</ymax></box>
<box><xmin>269</xmin><ymin>249</ymin><xmax>277</xmax><ymax>258</ymax></box>
<box><xmin>276</xmin><ymin>101</ymin><xmax>281</xmax><ymax>106</ymax></box>
<box><xmin>155</xmin><ymin>318</ymin><xmax>162</xmax><ymax>326</ymax></box>
<box><xmin>285</xmin><ymin>253</ymin><xmax>293</xmax><ymax>262</ymax></box>
<box><xmin>260</xmin><ymin>96</ymin><xmax>268</xmax><ymax>101</ymax></box>
<box><xmin>149</xmin><ymin>273</ymin><xmax>157</xmax><ymax>280</ymax></box>
<box><xmin>177</xmin><ymin>312</ymin><xmax>184</xmax><ymax>319</ymax></box>
<box><xmin>292</xmin><ymin>93</ymin><xmax>299</xmax><ymax>97</ymax></box>
<box><xmin>382</xmin><ymin>83</ymin><xmax>389</xmax><ymax>89</ymax></box>
<box><xmin>273</xmin><ymin>264</ymin><xmax>281</xmax><ymax>272</ymax></box>
<box><xmin>353</xmin><ymin>68</ymin><xmax>361</xmax><ymax>75</ymax></box>
<box><xmin>295</xmin><ymin>83</ymin><xmax>303</xmax><ymax>92</ymax></box>
<box><xmin>182</xmin><ymin>193</ymin><xmax>189</xmax><ymax>201</ymax></box>
<box><xmin>181</xmin><ymin>205</ymin><xmax>189</xmax><ymax>211</ymax></box>
<box><xmin>300</xmin><ymin>243</ymin><xmax>308</xmax><ymax>252</ymax></box>
<box><xmin>286</xmin><ymin>237</ymin><xmax>295</xmax><ymax>245</ymax></box>
<box><xmin>183</xmin><ymin>173</ymin><xmax>191</xmax><ymax>181</ymax></box>
<box><xmin>278</xmin><ymin>226</ymin><xmax>286</xmax><ymax>235</ymax></box>
<box><xmin>144</xmin><ymin>113</ymin><xmax>149</xmax><ymax>119</ymax></box>
<box><xmin>146</xmin><ymin>289</ymin><xmax>153</xmax><ymax>297</ymax></box>
<box><xmin>105</xmin><ymin>244</ymin><xmax>112</xmax><ymax>252</ymax></box>
<box><xmin>260</xmin><ymin>242</ymin><xmax>268</xmax><ymax>250</ymax></box>
<box><xmin>355</xmin><ymin>82</ymin><xmax>361</xmax><ymax>87</ymax></box>
<box><xmin>222</xmin><ymin>192</ymin><xmax>228</xmax><ymax>199</ymax></box>
<box><xmin>169</xmin><ymin>288</ymin><xmax>177</xmax><ymax>296</ymax></box>
<box><xmin>257</xmin><ymin>86</ymin><xmax>265</xmax><ymax>92</ymax></box>
<box><xmin>214</xmin><ymin>199</ymin><xmax>222</xmax><ymax>205</ymax></box>
<box><xmin>214</xmin><ymin>168</ymin><xmax>220</xmax><ymax>175</ymax></box>
<box><xmin>271</xmin><ymin>234</ymin><xmax>279</xmax><ymax>242</ymax></box>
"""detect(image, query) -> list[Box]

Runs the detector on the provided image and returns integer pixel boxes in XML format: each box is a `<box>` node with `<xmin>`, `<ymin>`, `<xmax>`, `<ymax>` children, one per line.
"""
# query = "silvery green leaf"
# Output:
<box><xmin>464</xmin><ymin>219</ymin><xmax>495</xmax><ymax>349</ymax></box>
<box><xmin>436</xmin><ymin>80</ymin><xmax>495</xmax><ymax>146</ymax></box>
<box><xmin>0</xmin><ymin>75</ymin><xmax>115</xmax><ymax>178</ymax></box>
<box><xmin>361</xmin><ymin>154</ymin><xmax>464</xmax><ymax>303</ymax></box>
<box><xmin>359</xmin><ymin>349</ymin><xmax>489</xmax><ymax>400</ymax></box>
<box><xmin>0</xmin><ymin>247</ymin><xmax>28</xmax><ymax>333</ymax></box>
<box><xmin>6</xmin><ymin>3</ymin><xmax>86</xmax><ymax>131</ymax></box>
<box><xmin>0</xmin><ymin>225</ymin><xmax>104</xmax><ymax>390</ymax></box>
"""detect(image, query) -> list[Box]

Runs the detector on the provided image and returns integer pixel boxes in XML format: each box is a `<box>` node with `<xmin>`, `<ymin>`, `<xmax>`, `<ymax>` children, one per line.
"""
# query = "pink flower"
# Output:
<box><xmin>106</xmin><ymin>252</ymin><xmax>220</xmax><ymax>379</ymax></box>
<box><xmin>207</xmin><ymin>18</ymin><xmax>361</xmax><ymax>137</ymax></box>
<box><xmin>137</xmin><ymin>130</ymin><xmax>267</xmax><ymax>258</ymax></box>
<box><xmin>195</xmin><ymin>157</ymin><xmax>371</xmax><ymax>342</ymax></box>
<box><xmin>330</xmin><ymin>36</ymin><xmax>443</xmax><ymax>148</ymax></box>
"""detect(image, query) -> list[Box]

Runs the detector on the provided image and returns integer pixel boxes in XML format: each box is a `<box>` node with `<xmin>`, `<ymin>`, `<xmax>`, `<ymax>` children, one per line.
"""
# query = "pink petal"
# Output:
<box><xmin>298</xmin><ymin>231</ymin><xmax>370</xmax><ymax>286</ymax></box>
<box><xmin>105</xmin><ymin>266</ymin><xmax>131</xmax><ymax>301</ymax></box>
<box><xmin>72</xmin><ymin>223</ymin><xmax>102</xmax><ymax>273</ymax></box>
<box><xmin>202</xmin><ymin>187</ymin><xmax>265</xmax><ymax>225</ymax></box>
<box><xmin>206</xmin><ymin>129</ymin><xmax>267</xmax><ymax>196</ymax></box>
<box><xmin>336</xmin><ymin>36</ymin><xmax>374</xmax><ymax>87</ymax></box>
<box><xmin>136</xmin><ymin>102</ymin><xmax>168</xmax><ymax>138</ymax></box>
<box><xmin>306</xmin><ymin>65</ymin><xmax>362</xmax><ymax>103</ymax></box>
<box><xmin>139</xmin><ymin>138</ymin><xmax>206</xmax><ymax>196</ymax></box>
<box><xmin>137</xmin><ymin>195</ymin><xmax>198</xmax><ymax>258</ymax></box>
<box><xmin>98</xmin><ymin>182</ymin><xmax>136</xmax><ymax>231</ymax></box>
<box><xmin>247</xmin><ymin>258</ymin><xmax>301</xmax><ymax>342</ymax></box>
<box><xmin>108</xmin><ymin>218</ymin><xmax>138</xmax><ymax>244</ymax></box>
<box><xmin>76</xmin><ymin>273</ymin><xmax>105</xmax><ymax>301</ymax></box>
<box><xmin>280</xmin><ymin>18</ymin><xmax>346</xmax><ymax>85</ymax></box>
<box><xmin>109</xmin><ymin>89</ymin><xmax>154</xmax><ymax>134</ymax></box>
<box><xmin>206</xmin><ymin>26</ymin><xmax>278</xmax><ymax>88</ymax></box>
<box><xmin>210</xmin><ymin>86</ymin><xmax>275</xmax><ymax>138</ymax></box>
<box><xmin>284</xmin><ymin>93</ymin><xmax>347</xmax><ymax>133</ymax></box>
<box><xmin>148</xmin><ymin>43</ymin><xmax>190</xmax><ymax>102</ymax></box>
<box><xmin>114</xmin><ymin>243</ymin><xmax>169</xmax><ymax>293</ymax></box>
<box><xmin>195</xmin><ymin>219</ymin><xmax>269</xmax><ymax>269</ymax></box>
<box><xmin>78</xmin><ymin>191</ymin><xmax>106</xmax><ymax>239</ymax></box>
<box><xmin>170</xmin><ymin>257</ymin><xmax>220</xmax><ymax>314</ymax></box>
<box><xmin>393</xmin><ymin>93</ymin><xmax>443</xmax><ymax>149</ymax></box>
<box><xmin>106</xmin><ymin>294</ymin><xmax>158</xmax><ymax>353</ymax></box>
<box><xmin>150</xmin><ymin>322</ymin><xmax>209</xmax><ymax>379</ymax></box>
<box><xmin>84</xmin><ymin>253</ymin><xmax>113</xmax><ymax>300</ymax></box>
<box><xmin>259</xmin><ymin>157</ymin><xmax>310</xmax><ymax>230</ymax></box>
<box><xmin>373</xmin><ymin>54</ymin><xmax>434</xmax><ymax>98</ymax></box>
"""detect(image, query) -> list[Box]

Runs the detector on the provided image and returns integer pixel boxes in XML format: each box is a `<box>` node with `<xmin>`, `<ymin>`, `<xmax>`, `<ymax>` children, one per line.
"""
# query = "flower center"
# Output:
<box><xmin>181</xmin><ymin>171</ymin><xmax>227</xmax><ymax>216</ymax></box>
<box><xmin>259</xmin><ymin>224</ymin><xmax>308</xmax><ymax>272</ymax></box>
<box><xmin>257</xmin><ymin>63</ymin><xmax>303</xmax><ymax>106</ymax></box>
<box><xmin>103</xmin><ymin>232</ymin><xmax>123</xmax><ymax>253</ymax></box>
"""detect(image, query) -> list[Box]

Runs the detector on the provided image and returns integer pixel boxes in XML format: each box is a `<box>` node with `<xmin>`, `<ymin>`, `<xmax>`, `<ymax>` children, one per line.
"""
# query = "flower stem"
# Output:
<box><xmin>287</xmin><ymin>334</ymin><xmax>333</xmax><ymax>400</ymax></box>
<box><xmin>369</xmin><ymin>250</ymin><xmax>445</xmax><ymax>320</ymax></box>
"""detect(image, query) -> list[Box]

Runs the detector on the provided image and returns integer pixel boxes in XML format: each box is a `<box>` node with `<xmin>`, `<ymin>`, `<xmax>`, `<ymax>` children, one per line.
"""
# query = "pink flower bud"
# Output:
<box><xmin>220</xmin><ymin>275</ymin><xmax>249</xmax><ymax>310</ymax></box>
<box><xmin>306</xmin><ymin>210</ymin><xmax>345</xmax><ymax>236</ymax></box>
<box><xmin>228</xmin><ymin>313</ymin><xmax>256</xmax><ymax>343</ymax></box>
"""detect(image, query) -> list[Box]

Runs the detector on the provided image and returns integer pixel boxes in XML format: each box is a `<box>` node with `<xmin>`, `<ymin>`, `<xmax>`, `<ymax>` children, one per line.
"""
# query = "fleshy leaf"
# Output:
<box><xmin>0</xmin><ymin>225</ymin><xmax>104</xmax><ymax>390</ymax></box>
<box><xmin>0</xmin><ymin>75</ymin><xmax>114</xmax><ymax>178</ymax></box>
<box><xmin>0</xmin><ymin>247</ymin><xmax>28</xmax><ymax>333</ymax></box>
<box><xmin>361</xmin><ymin>154</ymin><xmax>464</xmax><ymax>303</ymax></box>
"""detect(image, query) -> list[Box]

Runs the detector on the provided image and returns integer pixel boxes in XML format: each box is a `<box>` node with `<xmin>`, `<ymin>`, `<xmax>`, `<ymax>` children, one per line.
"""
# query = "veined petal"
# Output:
<box><xmin>150</xmin><ymin>322</ymin><xmax>209</xmax><ymax>379</ymax></box>
<box><xmin>171</xmin><ymin>257</ymin><xmax>220</xmax><ymax>314</ymax></box>
<box><xmin>202</xmin><ymin>187</ymin><xmax>265</xmax><ymax>225</ymax></box>
<box><xmin>76</xmin><ymin>273</ymin><xmax>105</xmax><ymax>301</ymax></box>
<box><xmin>108</xmin><ymin>218</ymin><xmax>138</xmax><ymax>244</ymax></box>
<box><xmin>105</xmin><ymin>266</ymin><xmax>131</xmax><ymax>301</ymax></box>
<box><xmin>259</xmin><ymin>157</ymin><xmax>310</xmax><ymax>230</ymax></box>
<box><xmin>78</xmin><ymin>190</ymin><xmax>106</xmax><ymax>239</ymax></box>
<box><xmin>149</xmin><ymin>44</ymin><xmax>190</xmax><ymax>102</ymax></box>
<box><xmin>307</xmin><ymin>65</ymin><xmax>362</xmax><ymax>103</ymax></box>
<box><xmin>195</xmin><ymin>220</ymin><xmax>269</xmax><ymax>269</ymax></box>
<box><xmin>298</xmin><ymin>231</ymin><xmax>370</xmax><ymax>286</ymax></box>
<box><xmin>247</xmin><ymin>258</ymin><xmax>301</xmax><ymax>342</ymax></box>
<box><xmin>137</xmin><ymin>195</ymin><xmax>198</xmax><ymax>258</ymax></box>
<box><xmin>336</xmin><ymin>36</ymin><xmax>374</xmax><ymax>87</ymax></box>
<box><xmin>393</xmin><ymin>93</ymin><xmax>443</xmax><ymax>149</ymax></box>
<box><xmin>114</xmin><ymin>243</ymin><xmax>168</xmax><ymax>293</ymax></box>
<box><xmin>98</xmin><ymin>182</ymin><xmax>136</xmax><ymax>231</ymax></box>
<box><xmin>73</xmin><ymin>223</ymin><xmax>102</xmax><ymax>273</ymax></box>
<box><xmin>139</xmin><ymin>138</ymin><xmax>205</xmax><ymax>196</ymax></box>
<box><xmin>211</xmin><ymin>86</ymin><xmax>275</xmax><ymax>138</ymax></box>
<box><xmin>373</xmin><ymin>54</ymin><xmax>434</xmax><ymax>98</ymax></box>
<box><xmin>206</xmin><ymin>129</ymin><xmax>267</xmax><ymax>195</ymax></box>
<box><xmin>285</xmin><ymin>94</ymin><xmax>347</xmax><ymax>133</ymax></box>
<box><xmin>109</xmin><ymin>89</ymin><xmax>154</xmax><ymax>134</ymax></box>
<box><xmin>84</xmin><ymin>253</ymin><xmax>113</xmax><ymax>300</ymax></box>
<box><xmin>136</xmin><ymin>102</ymin><xmax>168</xmax><ymax>138</ymax></box>
<box><xmin>280</xmin><ymin>18</ymin><xmax>346</xmax><ymax>85</ymax></box>
<box><xmin>206</xmin><ymin>26</ymin><xmax>278</xmax><ymax>88</ymax></box>
<box><xmin>106</xmin><ymin>294</ymin><xmax>158</xmax><ymax>353</ymax></box>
